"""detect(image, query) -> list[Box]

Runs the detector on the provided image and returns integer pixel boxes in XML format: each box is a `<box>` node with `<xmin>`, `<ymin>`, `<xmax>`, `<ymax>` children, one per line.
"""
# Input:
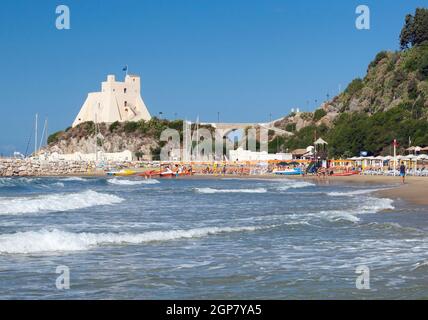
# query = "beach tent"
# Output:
<box><xmin>314</xmin><ymin>138</ymin><xmax>328</xmax><ymax>145</ymax></box>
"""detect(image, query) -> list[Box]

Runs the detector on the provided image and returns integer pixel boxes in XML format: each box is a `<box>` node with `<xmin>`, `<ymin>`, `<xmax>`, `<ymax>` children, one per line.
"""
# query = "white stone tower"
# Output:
<box><xmin>72</xmin><ymin>74</ymin><xmax>151</xmax><ymax>127</ymax></box>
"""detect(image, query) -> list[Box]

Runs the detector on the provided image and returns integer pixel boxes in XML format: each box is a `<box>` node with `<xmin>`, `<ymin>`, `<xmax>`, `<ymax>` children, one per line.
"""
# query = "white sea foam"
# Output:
<box><xmin>275</xmin><ymin>180</ymin><xmax>315</xmax><ymax>191</ymax></box>
<box><xmin>0</xmin><ymin>225</ymin><xmax>271</xmax><ymax>254</ymax></box>
<box><xmin>0</xmin><ymin>190</ymin><xmax>124</xmax><ymax>215</ymax></box>
<box><xmin>60</xmin><ymin>177</ymin><xmax>89</xmax><ymax>182</ymax></box>
<box><xmin>327</xmin><ymin>188</ymin><xmax>387</xmax><ymax>197</ymax></box>
<box><xmin>195</xmin><ymin>187</ymin><xmax>267</xmax><ymax>194</ymax></box>
<box><xmin>108</xmin><ymin>178</ymin><xmax>159</xmax><ymax>185</ymax></box>
<box><xmin>51</xmin><ymin>182</ymin><xmax>65</xmax><ymax>188</ymax></box>
<box><xmin>317</xmin><ymin>197</ymin><xmax>394</xmax><ymax>223</ymax></box>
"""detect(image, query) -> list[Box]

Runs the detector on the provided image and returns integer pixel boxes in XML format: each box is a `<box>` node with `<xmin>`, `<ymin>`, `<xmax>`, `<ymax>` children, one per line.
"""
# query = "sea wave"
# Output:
<box><xmin>275</xmin><ymin>180</ymin><xmax>315</xmax><ymax>191</ymax></box>
<box><xmin>317</xmin><ymin>197</ymin><xmax>394</xmax><ymax>223</ymax></box>
<box><xmin>59</xmin><ymin>177</ymin><xmax>89</xmax><ymax>182</ymax></box>
<box><xmin>0</xmin><ymin>190</ymin><xmax>124</xmax><ymax>215</ymax></box>
<box><xmin>108</xmin><ymin>178</ymin><xmax>159</xmax><ymax>186</ymax></box>
<box><xmin>0</xmin><ymin>177</ymin><xmax>35</xmax><ymax>188</ymax></box>
<box><xmin>0</xmin><ymin>177</ymin><xmax>65</xmax><ymax>189</ymax></box>
<box><xmin>195</xmin><ymin>187</ymin><xmax>267</xmax><ymax>194</ymax></box>
<box><xmin>327</xmin><ymin>188</ymin><xmax>387</xmax><ymax>197</ymax></box>
<box><xmin>0</xmin><ymin>225</ymin><xmax>272</xmax><ymax>254</ymax></box>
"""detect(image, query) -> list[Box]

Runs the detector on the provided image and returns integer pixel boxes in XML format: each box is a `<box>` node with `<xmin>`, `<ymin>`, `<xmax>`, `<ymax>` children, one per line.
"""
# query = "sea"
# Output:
<box><xmin>0</xmin><ymin>176</ymin><xmax>427</xmax><ymax>299</ymax></box>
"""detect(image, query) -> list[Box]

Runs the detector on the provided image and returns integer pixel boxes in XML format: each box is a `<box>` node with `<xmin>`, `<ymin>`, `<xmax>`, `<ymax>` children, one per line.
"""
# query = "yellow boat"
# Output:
<box><xmin>107</xmin><ymin>169</ymin><xmax>136</xmax><ymax>176</ymax></box>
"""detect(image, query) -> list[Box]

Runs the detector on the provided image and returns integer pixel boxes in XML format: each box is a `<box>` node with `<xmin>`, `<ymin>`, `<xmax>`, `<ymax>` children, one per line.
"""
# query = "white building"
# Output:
<box><xmin>41</xmin><ymin>150</ymin><xmax>134</xmax><ymax>162</ymax></box>
<box><xmin>229</xmin><ymin>147</ymin><xmax>292</xmax><ymax>162</ymax></box>
<box><xmin>72</xmin><ymin>74</ymin><xmax>151</xmax><ymax>127</ymax></box>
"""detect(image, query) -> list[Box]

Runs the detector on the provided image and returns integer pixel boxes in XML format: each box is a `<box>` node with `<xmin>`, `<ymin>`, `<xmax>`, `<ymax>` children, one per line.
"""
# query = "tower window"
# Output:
<box><xmin>124</xmin><ymin>101</ymin><xmax>127</xmax><ymax>106</ymax></box>
<box><xmin>124</xmin><ymin>88</ymin><xmax>127</xmax><ymax>93</ymax></box>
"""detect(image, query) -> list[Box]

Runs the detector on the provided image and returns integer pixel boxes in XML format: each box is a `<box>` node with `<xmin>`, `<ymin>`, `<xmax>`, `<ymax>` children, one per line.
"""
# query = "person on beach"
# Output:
<box><xmin>399</xmin><ymin>163</ymin><xmax>406</xmax><ymax>183</ymax></box>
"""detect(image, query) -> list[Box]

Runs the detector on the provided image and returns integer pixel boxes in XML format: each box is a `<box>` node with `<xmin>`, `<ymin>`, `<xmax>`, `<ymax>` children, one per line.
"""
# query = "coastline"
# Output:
<box><xmin>3</xmin><ymin>170</ymin><xmax>425</xmax><ymax>206</ymax></box>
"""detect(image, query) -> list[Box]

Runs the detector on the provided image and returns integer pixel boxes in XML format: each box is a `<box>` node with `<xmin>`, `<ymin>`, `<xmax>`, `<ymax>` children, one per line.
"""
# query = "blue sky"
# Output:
<box><xmin>0</xmin><ymin>0</ymin><xmax>426</xmax><ymax>155</ymax></box>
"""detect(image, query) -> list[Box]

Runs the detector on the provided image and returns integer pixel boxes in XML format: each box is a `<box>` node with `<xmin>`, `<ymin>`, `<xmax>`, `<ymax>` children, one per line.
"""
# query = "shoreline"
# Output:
<box><xmin>2</xmin><ymin>171</ymin><xmax>426</xmax><ymax>206</ymax></box>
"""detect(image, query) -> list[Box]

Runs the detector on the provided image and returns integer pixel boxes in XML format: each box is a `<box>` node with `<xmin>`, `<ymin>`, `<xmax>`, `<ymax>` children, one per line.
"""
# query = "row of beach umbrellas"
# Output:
<box><xmin>348</xmin><ymin>154</ymin><xmax>428</xmax><ymax>161</ymax></box>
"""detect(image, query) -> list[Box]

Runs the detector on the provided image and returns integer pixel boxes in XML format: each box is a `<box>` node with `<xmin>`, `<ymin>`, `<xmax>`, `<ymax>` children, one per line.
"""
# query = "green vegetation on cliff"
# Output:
<box><xmin>278</xmin><ymin>8</ymin><xmax>428</xmax><ymax>157</ymax></box>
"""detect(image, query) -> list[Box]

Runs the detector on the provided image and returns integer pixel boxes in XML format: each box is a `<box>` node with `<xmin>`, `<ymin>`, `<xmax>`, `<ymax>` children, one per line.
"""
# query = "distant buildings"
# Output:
<box><xmin>72</xmin><ymin>74</ymin><xmax>151</xmax><ymax>127</ymax></box>
<box><xmin>229</xmin><ymin>147</ymin><xmax>292</xmax><ymax>162</ymax></box>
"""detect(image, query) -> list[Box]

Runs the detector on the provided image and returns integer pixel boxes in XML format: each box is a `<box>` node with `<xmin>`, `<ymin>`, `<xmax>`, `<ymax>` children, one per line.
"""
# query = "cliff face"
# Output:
<box><xmin>45</xmin><ymin>120</ymin><xmax>169</xmax><ymax>159</ymax></box>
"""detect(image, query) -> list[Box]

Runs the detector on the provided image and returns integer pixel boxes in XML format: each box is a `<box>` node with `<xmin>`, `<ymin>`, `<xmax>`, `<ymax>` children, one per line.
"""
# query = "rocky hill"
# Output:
<box><xmin>45</xmin><ymin>119</ymin><xmax>181</xmax><ymax>160</ymax></box>
<box><xmin>271</xmin><ymin>8</ymin><xmax>428</xmax><ymax>157</ymax></box>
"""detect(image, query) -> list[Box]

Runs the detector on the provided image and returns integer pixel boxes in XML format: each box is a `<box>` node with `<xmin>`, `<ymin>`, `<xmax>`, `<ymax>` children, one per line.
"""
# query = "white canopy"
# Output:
<box><xmin>314</xmin><ymin>138</ymin><xmax>328</xmax><ymax>145</ymax></box>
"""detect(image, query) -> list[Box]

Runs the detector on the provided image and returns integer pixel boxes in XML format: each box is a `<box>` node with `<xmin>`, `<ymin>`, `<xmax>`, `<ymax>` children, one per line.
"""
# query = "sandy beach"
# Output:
<box><xmin>180</xmin><ymin>174</ymin><xmax>428</xmax><ymax>206</ymax></box>
<box><xmin>280</xmin><ymin>175</ymin><xmax>428</xmax><ymax>206</ymax></box>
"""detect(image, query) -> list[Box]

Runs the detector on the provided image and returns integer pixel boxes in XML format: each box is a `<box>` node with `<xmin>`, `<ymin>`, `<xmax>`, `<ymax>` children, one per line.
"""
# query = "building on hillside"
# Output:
<box><xmin>229</xmin><ymin>147</ymin><xmax>292</xmax><ymax>162</ymax></box>
<box><xmin>41</xmin><ymin>150</ymin><xmax>134</xmax><ymax>162</ymax></box>
<box><xmin>72</xmin><ymin>74</ymin><xmax>151</xmax><ymax>127</ymax></box>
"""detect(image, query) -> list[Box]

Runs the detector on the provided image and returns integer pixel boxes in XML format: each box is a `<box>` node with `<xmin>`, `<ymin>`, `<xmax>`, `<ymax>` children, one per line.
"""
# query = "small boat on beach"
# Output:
<box><xmin>106</xmin><ymin>169</ymin><xmax>136</xmax><ymax>176</ymax></box>
<box><xmin>139</xmin><ymin>168</ymin><xmax>192</xmax><ymax>178</ymax></box>
<box><xmin>331</xmin><ymin>171</ymin><xmax>359</xmax><ymax>177</ymax></box>
<box><xmin>273</xmin><ymin>168</ymin><xmax>303</xmax><ymax>176</ymax></box>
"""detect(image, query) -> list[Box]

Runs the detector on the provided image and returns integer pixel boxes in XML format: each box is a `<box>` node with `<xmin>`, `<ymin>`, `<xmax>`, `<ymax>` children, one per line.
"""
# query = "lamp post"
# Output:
<box><xmin>217</xmin><ymin>111</ymin><xmax>220</xmax><ymax>123</ymax></box>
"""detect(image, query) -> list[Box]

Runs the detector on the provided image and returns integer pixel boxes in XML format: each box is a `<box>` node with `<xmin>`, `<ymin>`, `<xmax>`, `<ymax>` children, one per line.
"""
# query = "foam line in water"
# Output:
<box><xmin>275</xmin><ymin>180</ymin><xmax>315</xmax><ymax>191</ymax></box>
<box><xmin>317</xmin><ymin>197</ymin><xmax>394</xmax><ymax>222</ymax></box>
<box><xmin>60</xmin><ymin>177</ymin><xmax>89</xmax><ymax>182</ymax></box>
<box><xmin>0</xmin><ymin>190</ymin><xmax>124</xmax><ymax>215</ymax></box>
<box><xmin>195</xmin><ymin>188</ymin><xmax>267</xmax><ymax>194</ymax></box>
<box><xmin>108</xmin><ymin>178</ymin><xmax>159</xmax><ymax>185</ymax></box>
<box><xmin>0</xmin><ymin>225</ymin><xmax>273</xmax><ymax>254</ymax></box>
<box><xmin>327</xmin><ymin>188</ymin><xmax>388</xmax><ymax>197</ymax></box>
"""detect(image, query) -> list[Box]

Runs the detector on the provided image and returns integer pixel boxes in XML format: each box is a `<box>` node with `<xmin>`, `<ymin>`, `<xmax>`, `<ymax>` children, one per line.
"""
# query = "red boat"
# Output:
<box><xmin>331</xmin><ymin>171</ymin><xmax>359</xmax><ymax>177</ymax></box>
<box><xmin>139</xmin><ymin>169</ymin><xmax>192</xmax><ymax>178</ymax></box>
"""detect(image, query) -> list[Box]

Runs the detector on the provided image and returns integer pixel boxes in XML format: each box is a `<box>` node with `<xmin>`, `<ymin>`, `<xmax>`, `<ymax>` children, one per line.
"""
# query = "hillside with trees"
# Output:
<box><xmin>273</xmin><ymin>8</ymin><xmax>428</xmax><ymax>157</ymax></box>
